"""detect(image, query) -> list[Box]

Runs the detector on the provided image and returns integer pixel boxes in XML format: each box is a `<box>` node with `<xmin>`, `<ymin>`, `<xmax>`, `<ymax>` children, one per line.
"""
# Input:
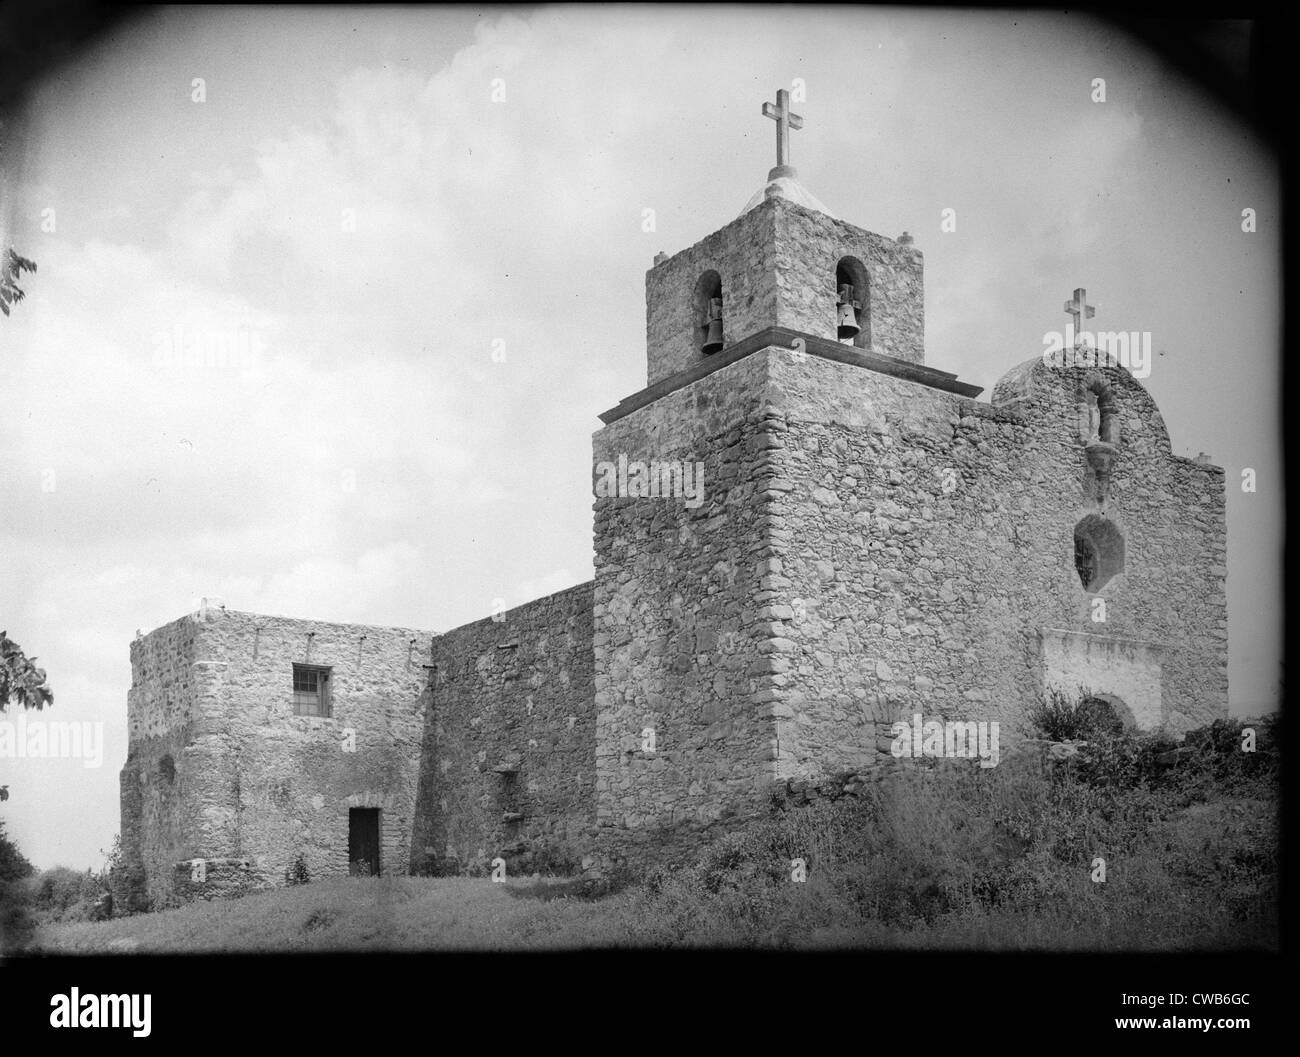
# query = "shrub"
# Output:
<box><xmin>616</xmin><ymin>743</ymin><xmax>1279</xmax><ymax>949</ymax></box>
<box><xmin>285</xmin><ymin>853</ymin><xmax>311</xmax><ymax>886</ymax></box>
<box><xmin>1027</xmin><ymin>686</ymin><xmax>1124</xmax><ymax>741</ymax></box>
<box><xmin>1175</xmin><ymin>717</ymin><xmax>1279</xmax><ymax>797</ymax></box>
<box><xmin>0</xmin><ymin>879</ymin><xmax>36</xmax><ymax>953</ymax></box>
<box><xmin>0</xmin><ymin>820</ymin><xmax>33</xmax><ymax>884</ymax></box>
<box><xmin>513</xmin><ymin>839</ymin><xmax>584</xmax><ymax>878</ymax></box>
<box><xmin>0</xmin><ymin>822</ymin><xmax>37</xmax><ymax>952</ymax></box>
<box><xmin>32</xmin><ymin>867</ymin><xmax>94</xmax><ymax>917</ymax></box>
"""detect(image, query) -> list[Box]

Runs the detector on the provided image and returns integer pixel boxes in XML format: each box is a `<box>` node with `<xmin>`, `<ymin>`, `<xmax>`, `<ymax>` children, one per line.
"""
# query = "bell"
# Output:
<box><xmin>836</xmin><ymin>284</ymin><xmax>860</xmax><ymax>339</ymax></box>
<box><xmin>702</xmin><ymin>297</ymin><xmax>724</xmax><ymax>354</ymax></box>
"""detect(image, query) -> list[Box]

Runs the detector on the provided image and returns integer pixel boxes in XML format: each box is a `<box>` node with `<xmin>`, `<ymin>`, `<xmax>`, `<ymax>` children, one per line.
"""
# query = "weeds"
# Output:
<box><xmin>619</xmin><ymin>717</ymin><xmax>1278</xmax><ymax>950</ymax></box>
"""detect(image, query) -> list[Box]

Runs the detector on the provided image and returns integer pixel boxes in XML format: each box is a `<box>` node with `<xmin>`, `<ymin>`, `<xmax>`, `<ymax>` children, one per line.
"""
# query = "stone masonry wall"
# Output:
<box><xmin>122</xmin><ymin>608</ymin><xmax>430</xmax><ymax>907</ymax></box>
<box><xmin>197</xmin><ymin>610</ymin><xmax>430</xmax><ymax>888</ymax></box>
<box><xmin>411</xmin><ymin>582</ymin><xmax>596</xmax><ymax>876</ymax></box>
<box><xmin>772</xmin><ymin>199</ymin><xmax>924</xmax><ymax>365</ymax></box>
<box><xmin>758</xmin><ymin>349</ymin><xmax>1227</xmax><ymax>781</ymax></box>
<box><xmin>118</xmin><ymin>615</ymin><xmax>214</xmax><ymax>909</ymax></box>
<box><xmin>593</xmin><ymin>351</ymin><xmax>785</xmax><ymax>865</ymax></box>
<box><xmin>645</xmin><ymin>202</ymin><xmax>779</xmax><ymax>386</ymax></box>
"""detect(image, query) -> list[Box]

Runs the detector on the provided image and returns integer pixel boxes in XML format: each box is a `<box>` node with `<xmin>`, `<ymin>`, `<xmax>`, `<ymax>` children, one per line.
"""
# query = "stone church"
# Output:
<box><xmin>116</xmin><ymin>91</ymin><xmax>1227</xmax><ymax>909</ymax></box>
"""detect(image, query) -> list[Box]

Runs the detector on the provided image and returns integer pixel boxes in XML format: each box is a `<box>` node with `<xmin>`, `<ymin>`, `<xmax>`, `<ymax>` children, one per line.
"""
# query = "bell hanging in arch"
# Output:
<box><xmin>836</xmin><ymin>283</ymin><xmax>861</xmax><ymax>340</ymax></box>
<box><xmin>702</xmin><ymin>297</ymin><xmax>724</xmax><ymax>354</ymax></box>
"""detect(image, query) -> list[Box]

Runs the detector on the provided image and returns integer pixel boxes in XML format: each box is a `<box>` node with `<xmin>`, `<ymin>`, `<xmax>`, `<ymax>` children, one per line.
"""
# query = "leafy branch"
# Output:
<box><xmin>1</xmin><ymin>630</ymin><xmax>54</xmax><ymax>802</ymax></box>
<box><xmin>0</xmin><ymin>248</ymin><xmax>37</xmax><ymax>317</ymax></box>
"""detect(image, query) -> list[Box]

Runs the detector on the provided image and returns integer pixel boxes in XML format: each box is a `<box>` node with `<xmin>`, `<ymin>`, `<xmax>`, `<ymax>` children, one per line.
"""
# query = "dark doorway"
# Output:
<box><xmin>348</xmin><ymin>808</ymin><xmax>381</xmax><ymax>876</ymax></box>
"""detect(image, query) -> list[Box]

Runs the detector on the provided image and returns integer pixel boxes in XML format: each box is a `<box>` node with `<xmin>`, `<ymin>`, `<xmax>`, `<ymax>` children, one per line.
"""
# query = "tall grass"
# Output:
<box><xmin>617</xmin><ymin>718</ymin><xmax>1278</xmax><ymax>950</ymax></box>
<box><xmin>28</xmin><ymin>718</ymin><xmax>1278</xmax><ymax>953</ymax></box>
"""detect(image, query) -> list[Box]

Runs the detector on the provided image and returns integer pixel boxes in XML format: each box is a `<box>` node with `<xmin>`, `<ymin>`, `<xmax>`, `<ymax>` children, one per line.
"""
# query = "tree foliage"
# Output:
<box><xmin>0</xmin><ymin>630</ymin><xmax>52</xmax><ymax>713</ymax></box>
<box><xmin>0</xmin><ymin>248</ymin><xmax>37</xmax><ymax>316</ymax></box>
<box><xmin>1</xmin><ymin>630</ymin><xmax>54</xmax><ymax>802</ymax></box>
<box><xmin>0</xmin><ymin>819</ymin><xmax>34</xmax><ymax>882</ymax></box>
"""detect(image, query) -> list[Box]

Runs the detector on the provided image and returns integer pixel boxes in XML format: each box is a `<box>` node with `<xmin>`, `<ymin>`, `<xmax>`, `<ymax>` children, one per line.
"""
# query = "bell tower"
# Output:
<box><xmin>592</xmin><ymin>90</ymin><xmax>980</xmax><ymax>867</ymax></box>
<box><xmin>641</xmin><ymin>89</ymin><xmax>927</xmax><ymax>387</ymax></box>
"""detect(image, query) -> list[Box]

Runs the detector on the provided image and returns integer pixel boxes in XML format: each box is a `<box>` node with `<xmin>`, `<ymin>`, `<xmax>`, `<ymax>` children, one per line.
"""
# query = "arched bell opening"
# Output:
<box><xmin>692</xmin><ymin>269</ymin><xmax>724</xmax><ymax>355</ymax></box>
<box><xmin>834</xmin><ymin>256</ymin><xmax>871</xmax><ymax>349</ymax></box>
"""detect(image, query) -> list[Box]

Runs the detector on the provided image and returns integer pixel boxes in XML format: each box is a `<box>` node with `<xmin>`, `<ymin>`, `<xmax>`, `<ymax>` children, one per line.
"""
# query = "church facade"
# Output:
<box><xmin>116</xmin><ymin>94</ymin><xmax>1227</xmax><ymax>909</ymax></box>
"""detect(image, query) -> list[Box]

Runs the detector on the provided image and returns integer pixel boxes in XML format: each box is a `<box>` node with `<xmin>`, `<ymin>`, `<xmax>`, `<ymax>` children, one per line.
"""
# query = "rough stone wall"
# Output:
<box><xmin>118</xmin><ymin>615</ymin><xmax>228</xmax><ymax>909</ymax></box>
<box><xmin>198</xmin><ymin>610</ymin><xmax>430</xmax><ymax>887</ymax></box>
<box><xmin>645</xmin><ymin>199</ymin><xmax>923</xmax><ymax>385</ymax></box>
<box><xmin>171</xmin><ymin>858</ymin><xmax>261</xmax><ymax>902</ymax></box>
<box><xmin>771</xmin><ymin>200</ymin><xmax>924</xmax><ymax>364</ymax></box>
<box><xmin>122</xmin><ymin>609</ymin><xmax>430</xmax><ymax>906</ymax></box>
<box><xmin>995</xmin><ymin>360</ymin><xmax>1228</xmax><ymax>735</ymax></box>
<box><xmin>593</xmin><ymin>352</ymin><xmax>784</xmax><ymax>865</ymax></box>
<box><xmin>758</xmin><ymin>350</ymin><xmax>1227</xmax><ymax>781</ymax></box>
<box><xmin>645</xmin><ymin>202</ymin><xmax>778</xmax><ymax>386</ymax></box>
<box><xmin>411</xmin><ymin>582</ymin><xmax>596</xmax><ymax>875</ymax></box>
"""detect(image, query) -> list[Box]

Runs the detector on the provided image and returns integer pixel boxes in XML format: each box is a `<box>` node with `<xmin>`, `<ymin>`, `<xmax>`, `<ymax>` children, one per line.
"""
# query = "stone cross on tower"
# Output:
<box><xmin>1064</xmin><ymin>287</ymin><xmax>1096</xmax><ymax>348</ymax></box>
<box><xmin>762</xmin><ymin>88</ymin><xmax>803</xmax><ymax>178</ymax></box>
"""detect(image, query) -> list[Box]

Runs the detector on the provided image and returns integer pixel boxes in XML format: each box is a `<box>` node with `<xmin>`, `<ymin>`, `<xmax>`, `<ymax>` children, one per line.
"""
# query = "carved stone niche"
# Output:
<box><xmin>1078</xmin><ymin>374</ymin><xmax>1120</xmax><ymax>504</ymax></box>
<box><xmin>1085</xmin><ymin>440</ymin><xmax>1119</xmax><ymax>504</ymax></box>
<box><xmin>1077</xmin><ymin>374</ymin><xmax>1121</xmax><ymax>446</ymax></box>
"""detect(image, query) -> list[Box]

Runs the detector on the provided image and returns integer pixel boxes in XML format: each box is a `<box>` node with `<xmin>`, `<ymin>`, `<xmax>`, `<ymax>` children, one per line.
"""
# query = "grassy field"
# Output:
<box><xmin>29</xmin><ymin>825</ymin><xmax>1275</xmax><ymax>953</ymax></box>
<box><xmin>14</xmin><ymin>717</ymin><xmax>1280</xmax><ymax>954</ymax></box>
<box><xmin>34</xmin><ymin>876</ymin><xmax>639</xmax><ymax>953</ymax></box>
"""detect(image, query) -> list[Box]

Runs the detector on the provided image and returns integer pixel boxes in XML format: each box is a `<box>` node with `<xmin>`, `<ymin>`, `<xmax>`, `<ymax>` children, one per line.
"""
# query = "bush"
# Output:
<box><xmin>285</xmin><ymin>853</ymin><xmax>311</xmax><ymax>886</ymax></box>
<box><xmin>0</xmin><ymin>820</ymin><xmax>33</xmax><ymax>884</ymax></box>
<box><xmin>1066</xmin><ymin>717</ymin><xmax>1277</xmax><ymax>800</ymax></box>
<box><xmin>520</xmin><ymin>840</ymin><xmax>584</xmax><ymax>877</ymax></box>
<box><xmin>616</xmin><ymin>739</ymin><xmax>1279</xmax><ymax>949</ymax></box>
<box><xmin>33</xmin><ymin>867</ymin><xmax>94</xmax><ymax>917</ymax></box>
<box><xmin>1177</xmin><ymin>716</ymin><xmax>1279</xmax><ymax>797</ymax></box>
<box><xmin>581</xmin><ymin>858</ymin><xmax>641</xmax><ymax>898</ymax></box>
<box><xmin>1027</xmin><ymin>687</ymin><xmax>1124</xmax><ymax>741</ymax></box>
<box><xmin>0</xmin><ymin>879</ymin><xmax>36</xmax><ymax>953</ymax></box>
<box><xmin>0</xmin><ymin>822</ymin><xmax>36</xmax><ymax>953</ymax></box>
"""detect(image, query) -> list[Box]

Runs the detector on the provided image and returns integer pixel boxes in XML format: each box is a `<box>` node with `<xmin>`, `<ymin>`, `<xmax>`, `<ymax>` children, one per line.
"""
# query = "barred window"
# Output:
<box><xmin>1074</xmin><ymin>515</ymin><xmax>1124</xmax><ymax>592</ymax></box>
<box><xmin>292</xmin><ymin>663</ymin><xmax>332</xmax><ymax>717</ymax></box>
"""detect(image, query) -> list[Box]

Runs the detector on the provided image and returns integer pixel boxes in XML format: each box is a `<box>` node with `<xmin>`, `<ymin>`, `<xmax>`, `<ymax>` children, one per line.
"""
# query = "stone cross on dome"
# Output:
<box><xmin>1064</xmin><ymin>287</ymin><xmax>1096</xmax><ymax>347</ymax></box>
<box><xmin>762</xmin><ymin>88</ymin><xmax>803</xmax><ymax>178</ymax></box>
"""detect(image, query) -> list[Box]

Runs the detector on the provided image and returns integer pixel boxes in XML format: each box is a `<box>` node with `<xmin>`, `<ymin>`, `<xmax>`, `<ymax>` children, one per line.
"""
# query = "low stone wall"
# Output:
<box><xmin>412</xmin><ymin>582</ymin><xmax>596</xmax><ymax>877</ymax></box>
<box><xmin>170</xmin><ymin>858</ymin><xmax>268</xmax><ymax>903</ymax></box>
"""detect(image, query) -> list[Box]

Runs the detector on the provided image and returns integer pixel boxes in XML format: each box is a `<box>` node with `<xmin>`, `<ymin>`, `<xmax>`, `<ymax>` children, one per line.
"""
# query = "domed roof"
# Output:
<box><xmin>739</xmin><ymin>165</ymin><xmax>834</xmax><ymax>219</ymax></box>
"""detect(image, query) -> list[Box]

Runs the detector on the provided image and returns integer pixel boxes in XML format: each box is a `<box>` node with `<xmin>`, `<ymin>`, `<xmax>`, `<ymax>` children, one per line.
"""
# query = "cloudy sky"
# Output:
<box><xmin>0</xmin><ymin>7</ymin><xmax>1279</xmax><ymax>869</ymax></box>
